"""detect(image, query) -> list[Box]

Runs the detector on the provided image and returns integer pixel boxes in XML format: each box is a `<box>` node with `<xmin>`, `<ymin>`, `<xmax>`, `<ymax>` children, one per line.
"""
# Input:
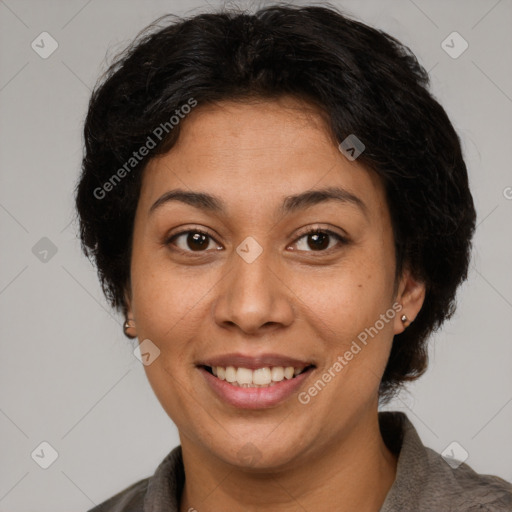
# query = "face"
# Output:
<box><xmin>126</xmin><ymin>97</ymin><xmax>423</xmax><ymax>470</ymax></box>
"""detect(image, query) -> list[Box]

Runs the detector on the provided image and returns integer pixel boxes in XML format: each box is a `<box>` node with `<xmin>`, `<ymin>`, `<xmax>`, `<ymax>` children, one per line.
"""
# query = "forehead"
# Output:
<box><xmin>138</xmin><ymin>97</ymin><xmax>387</xmax><ymax>218</ymax></box>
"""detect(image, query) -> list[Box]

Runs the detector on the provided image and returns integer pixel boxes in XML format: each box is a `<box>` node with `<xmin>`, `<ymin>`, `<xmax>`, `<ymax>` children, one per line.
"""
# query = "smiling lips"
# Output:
<box><xmin>198</xmin><ymin>353</ymin><xmax>315</xmax><ymax>408</ymax></box>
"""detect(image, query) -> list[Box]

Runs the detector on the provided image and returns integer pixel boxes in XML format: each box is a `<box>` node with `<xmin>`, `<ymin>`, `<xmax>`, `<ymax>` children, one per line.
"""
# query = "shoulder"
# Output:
<box><xmin>85</xmin><ymin>445</ymin><xmax>184</xmax><ymax>512</ymax></box>
<box><xmin>422</xmin><ymin>445</ymin><xmax>512</xmax><ymax>511</ymax></box>
<box><xmin>379</xmin><ymin>411</ymin><xmax>512</xmax><ymax>511</ymax></box>
<box><xmin>86</xmin><ymin>478</ymin><xmax>149</xmax><ymax>512</ymax></box>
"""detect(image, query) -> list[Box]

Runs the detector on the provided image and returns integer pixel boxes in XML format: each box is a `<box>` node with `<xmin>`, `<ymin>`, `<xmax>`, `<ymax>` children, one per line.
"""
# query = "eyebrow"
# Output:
<box><xmin>148</xmin><ymin>186</ymin><xmax>368</xmax><ymax>217</ymax></box>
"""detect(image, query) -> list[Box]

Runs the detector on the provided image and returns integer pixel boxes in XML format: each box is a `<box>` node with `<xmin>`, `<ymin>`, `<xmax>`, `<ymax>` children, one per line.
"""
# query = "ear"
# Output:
<box><xmin>123</xmin><ymin>283</ymin><xmax>137</xmax><ymax>338</ymax></box>
<box><xmin>123</xmin><ymin>284</ymin><xmax>132</xmax><ymax>314</ymax></box>
<box><xmin>393</xmin><ymin>268</ymin><xmax>426</xmax><ymax>335</ymax></box>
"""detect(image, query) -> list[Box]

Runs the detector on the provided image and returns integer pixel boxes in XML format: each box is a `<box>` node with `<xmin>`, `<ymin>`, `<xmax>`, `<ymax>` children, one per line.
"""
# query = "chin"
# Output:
<box><xmin>203</xmin><ymin>434</ymin><xmax>308</xmax><ymax>472</ymax></box>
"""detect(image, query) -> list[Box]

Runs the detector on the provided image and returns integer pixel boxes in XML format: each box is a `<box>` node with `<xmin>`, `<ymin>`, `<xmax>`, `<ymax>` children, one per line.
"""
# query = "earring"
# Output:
<box><xmin>401</xmin><ymin>314</ymin><xmax>408</xmax><ymax>324</ymax></box>
<box><xmin>123</xmin><ymin>319</ymin><xmax>136</xmax><ymax>339</ymax></box>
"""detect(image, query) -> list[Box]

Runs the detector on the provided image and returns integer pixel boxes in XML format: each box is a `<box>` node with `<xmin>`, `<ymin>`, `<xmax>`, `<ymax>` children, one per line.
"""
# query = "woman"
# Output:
<box><xmin>75</xmin><ymin>4</ymin><xmax>512</xmax><ymax>511</ymax></box>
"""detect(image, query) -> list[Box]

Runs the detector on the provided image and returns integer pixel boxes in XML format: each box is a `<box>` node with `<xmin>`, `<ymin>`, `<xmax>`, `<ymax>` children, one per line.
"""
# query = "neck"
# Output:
<box><xmin>179</xmin><ymin>410</ymin><xmax>397</xmax><ymax>512</ymax></box>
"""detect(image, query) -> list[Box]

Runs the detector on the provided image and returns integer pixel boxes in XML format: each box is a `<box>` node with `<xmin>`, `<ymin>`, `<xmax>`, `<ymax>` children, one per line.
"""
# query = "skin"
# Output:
<box><xmin>124</xmin><ymin>96</ymin><xmax>426</xmax><ymax>512</ymax></box>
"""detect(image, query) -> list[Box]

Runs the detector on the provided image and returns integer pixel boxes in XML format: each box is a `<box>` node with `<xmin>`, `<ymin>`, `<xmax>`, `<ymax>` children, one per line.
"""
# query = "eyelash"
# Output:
<box><xmin>165</xmin><ymin>227</ymin><xmax>348</xmax><ymax>255</ymax></box>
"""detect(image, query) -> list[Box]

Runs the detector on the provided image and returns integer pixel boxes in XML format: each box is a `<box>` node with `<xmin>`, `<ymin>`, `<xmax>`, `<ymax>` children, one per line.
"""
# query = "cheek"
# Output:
<box><xmin>133</xmin><ymin>271</ymin><xmax>212</xmax><ymax>344</ymax></box>
<box><xmin>296</xmin><ymin>249</ymin><xmax>396</xmax><ymax>400</ymax></box>
<box><xmin>298</xmin><ymin>254</ymin><xmax>392</xmax><ymax>336</ymax></box>
<box><xmin>130</xmin><ymin>257</ymin><xmax>216</xmax><ymax>427</ymax></box>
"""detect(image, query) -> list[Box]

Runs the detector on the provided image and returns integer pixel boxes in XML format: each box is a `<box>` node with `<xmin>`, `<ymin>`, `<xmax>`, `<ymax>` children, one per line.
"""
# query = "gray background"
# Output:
<box><xmin>0</xmin><ymin>0</ymin><xmax>511</xmax><ymax>510</ymax></box>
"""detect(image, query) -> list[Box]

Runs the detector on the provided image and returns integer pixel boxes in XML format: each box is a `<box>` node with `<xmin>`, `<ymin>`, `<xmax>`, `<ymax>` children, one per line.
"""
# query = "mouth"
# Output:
<box><xmin>200</xmin><ymin>364</ymin><xmax>315</xmax><ymax>388</ymax></box>
<box><xmin>197</xmin><ymin>354</ymin><xmax>316</xmax><ymax>409</ymax></box>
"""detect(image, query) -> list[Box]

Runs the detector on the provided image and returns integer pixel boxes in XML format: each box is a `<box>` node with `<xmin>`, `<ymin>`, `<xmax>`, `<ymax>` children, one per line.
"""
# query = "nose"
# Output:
<box><xmin>212</xmin><ymin>246</ymin><xmax>294</xmax><ymax>335</ymax></box>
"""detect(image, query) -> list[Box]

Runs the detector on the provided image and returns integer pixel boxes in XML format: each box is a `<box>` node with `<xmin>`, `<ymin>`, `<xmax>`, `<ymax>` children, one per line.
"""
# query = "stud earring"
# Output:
<box><xmin>123</xmin><ymin>319</ymin><xmax>136</xmax><ymax>339</ymax></box>
<box><xmin>401</xmin><ymin>314</ymin><xmax>408</xmax><ymax>324</ymax></box>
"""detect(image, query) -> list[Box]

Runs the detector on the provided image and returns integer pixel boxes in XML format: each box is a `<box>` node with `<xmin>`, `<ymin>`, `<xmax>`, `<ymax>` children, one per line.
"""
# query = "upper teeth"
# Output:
<box><xmin>211</xmin><ymin>366</ymin><xmax>305</xmax><ymax>387</ymax></box>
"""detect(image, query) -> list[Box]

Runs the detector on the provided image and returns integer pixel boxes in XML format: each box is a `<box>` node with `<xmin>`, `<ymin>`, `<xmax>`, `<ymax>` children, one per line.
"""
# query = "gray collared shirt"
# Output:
<box><xmin>88</xmin><ymin>411</ymin><xmax>512</xmax><ymax>511</ymax></box>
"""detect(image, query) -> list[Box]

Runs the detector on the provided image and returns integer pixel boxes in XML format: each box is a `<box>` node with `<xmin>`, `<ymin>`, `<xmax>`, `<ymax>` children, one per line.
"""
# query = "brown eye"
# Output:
<box><xmin>306</xmin><ymin>232</ymin><xmax>330</xmax><ymax>251</ymax></box>
<box><xmin>167</xmin><ymin>230</ymin><xmax>220</xmax><ymax>252</ymax></box>
<box><xmin>293</xmin><ymin>229</ymin><xmax>346</xmax><ymax>252</ymax></box>
<box><xmin>185</xmin><ymin>232</ymin><xmax>210</xmax><ymax>251</ymax></box>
